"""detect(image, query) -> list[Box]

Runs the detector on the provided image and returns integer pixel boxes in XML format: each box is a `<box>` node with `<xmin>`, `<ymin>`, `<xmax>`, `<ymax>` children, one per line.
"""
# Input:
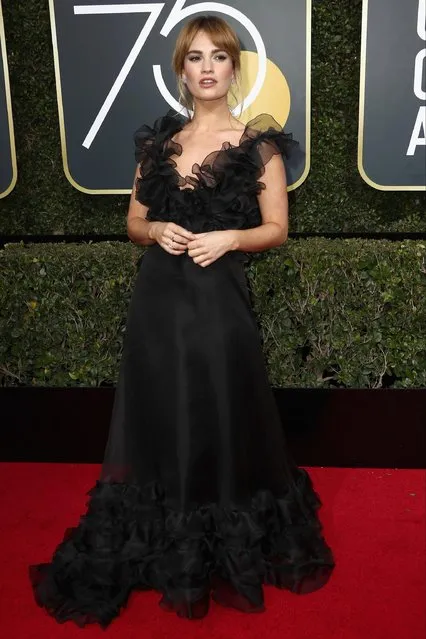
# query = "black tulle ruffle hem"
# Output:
<box><xmin>29</xmin><ymin>467</ymin><xmax>335</xmax><ymax>628</ymax></box>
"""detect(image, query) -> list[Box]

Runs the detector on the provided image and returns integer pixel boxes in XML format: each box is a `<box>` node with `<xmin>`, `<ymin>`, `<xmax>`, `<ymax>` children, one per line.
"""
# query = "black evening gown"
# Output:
<box><xmin>28</xmin><ymin>110</ymin><xmax>335</xmax><ymax>627</ymax></box>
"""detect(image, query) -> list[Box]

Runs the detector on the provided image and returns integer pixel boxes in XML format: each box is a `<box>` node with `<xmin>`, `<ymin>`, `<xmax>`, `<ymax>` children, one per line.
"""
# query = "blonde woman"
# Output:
<box><xmin>29</xmin><ymin>16</ymin><xmax>335</xmax><ymax>627</ymax></box>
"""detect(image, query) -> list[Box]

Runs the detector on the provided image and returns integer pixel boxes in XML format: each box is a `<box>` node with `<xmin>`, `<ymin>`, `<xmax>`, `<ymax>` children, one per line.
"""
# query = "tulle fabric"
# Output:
<box><xmin>29</xmin><ymin>471</ymin><xmax>334</xmax><ymax>628</ymax></box>
<box><xmin>28</xmin><ymin>111</ymin><xmax>335</xmax><ymax>628</ymax></box>
<box><xmin>133</xmin><ymin>109</ymin><xmax>304</xmax><ymax>234</ymax></box>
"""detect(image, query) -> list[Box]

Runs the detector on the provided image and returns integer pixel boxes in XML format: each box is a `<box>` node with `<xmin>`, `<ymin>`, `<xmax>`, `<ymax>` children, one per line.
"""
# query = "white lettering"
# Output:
<box><xmin>407</xmin><ymin>106</ymin><xmax>426</xmax><ymax>155</ymax></box>
<box><xmin>418</xmin><ymin>0</ymin><xmax>426</xmax><ymax>40</ymax></box>
<box><xmin>414</xmin><ymin>49</ymin><xmax>426</xmax><ymax>100</ymax></box>
<box><xmin>410</xmin><ymin>2</ymin><xmax>426</xmax><ymax>157</ymax></box>
<box><xmin>74</xmin><ymin>4</ymin><xmax>165</xmax><ymax>149</ymax></box>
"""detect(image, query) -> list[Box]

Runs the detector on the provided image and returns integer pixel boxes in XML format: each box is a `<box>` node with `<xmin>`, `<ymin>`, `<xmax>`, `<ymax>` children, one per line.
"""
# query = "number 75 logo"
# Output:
<box><xmin>49</xmin><ymin>0</ymin><xmax>310</xmax><ymax>193</ymax></box>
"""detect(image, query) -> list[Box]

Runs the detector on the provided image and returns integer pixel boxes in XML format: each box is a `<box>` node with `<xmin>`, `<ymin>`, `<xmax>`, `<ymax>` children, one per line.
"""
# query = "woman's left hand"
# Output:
<box><xmin>186</xmin><ymin>230</ymin><xmax>236</xmax><ymax>267</ymax></box>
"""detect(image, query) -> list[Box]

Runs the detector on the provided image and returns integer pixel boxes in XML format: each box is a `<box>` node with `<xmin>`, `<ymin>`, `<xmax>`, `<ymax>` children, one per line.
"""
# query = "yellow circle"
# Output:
<box><xmin>229</xmin><ymin>50</ymin><xmax>291</xmax><ymax>127</ymax></box>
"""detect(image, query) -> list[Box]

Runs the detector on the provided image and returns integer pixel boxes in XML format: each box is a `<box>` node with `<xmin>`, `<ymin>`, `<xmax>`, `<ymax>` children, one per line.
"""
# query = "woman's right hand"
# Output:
<box><xmin>148</xmin><ymin>221</ymin><xmax>196</xmax><ymax>255</ymax></box>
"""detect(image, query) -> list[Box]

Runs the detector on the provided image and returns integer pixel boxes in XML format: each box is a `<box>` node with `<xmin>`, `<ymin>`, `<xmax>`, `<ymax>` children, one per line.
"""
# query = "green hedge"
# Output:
<box><xmin>0</xmin><ymin>0</ymin><xmax>424</xmax><ymax>235</ymax></box>
<box><xmin>1</xmin><ymin>239</ymin><xmax>425</xmax><ymax>388</ymax></box>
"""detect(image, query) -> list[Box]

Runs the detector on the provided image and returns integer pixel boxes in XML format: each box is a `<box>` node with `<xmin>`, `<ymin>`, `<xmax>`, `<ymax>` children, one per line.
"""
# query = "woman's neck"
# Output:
<box><xmin>187</xmin><ymin>98</ymin><xmax>238</xmax><ymax>132</ymax></box>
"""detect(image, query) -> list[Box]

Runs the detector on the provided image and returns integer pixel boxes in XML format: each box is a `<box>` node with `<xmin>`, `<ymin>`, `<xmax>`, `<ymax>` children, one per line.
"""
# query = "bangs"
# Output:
<box><xmin>172</xmin><ymin>16</ymin><xmax>241</xmax><ymax>74</ymax></box>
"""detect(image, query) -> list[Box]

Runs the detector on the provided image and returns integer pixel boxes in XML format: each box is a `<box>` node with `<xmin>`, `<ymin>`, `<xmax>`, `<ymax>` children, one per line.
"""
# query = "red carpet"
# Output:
<box><xmin>1</xmin><ymin>463</ymin><xmax>424</xmax><ymax>638</ymax></box>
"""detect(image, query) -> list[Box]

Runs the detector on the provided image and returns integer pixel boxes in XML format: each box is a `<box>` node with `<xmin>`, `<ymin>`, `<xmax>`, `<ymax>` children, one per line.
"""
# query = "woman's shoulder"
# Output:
<box><xmin>134</xmin><ymin>110</ymin><xmax>184</xmax><ymax>141</ymax></box>
<box><xmin>237</xmin><ymin>113</ymin><xmax>304</xmax><ymax>169</ymax></box>
<box><xmin>133</xmin><ymin>109</ymin><xmax>185</xmax><ymax>162</ymax></box>
<box><xmin>242</xmin><ymin>112</ymin><xmax>283</xmax><ymax>135</ymax></box>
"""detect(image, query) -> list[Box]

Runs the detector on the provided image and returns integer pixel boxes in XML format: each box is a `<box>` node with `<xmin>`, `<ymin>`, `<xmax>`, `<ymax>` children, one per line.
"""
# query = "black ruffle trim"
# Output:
<box><xmin>132</xmin><ymin>110</ymin><xmax>304</xmax><ymax>234</ymax></box>
<box><xmin>29</xmin><ymin>467</ymin><xmax>335</xmax><ymax>628</ymax></box>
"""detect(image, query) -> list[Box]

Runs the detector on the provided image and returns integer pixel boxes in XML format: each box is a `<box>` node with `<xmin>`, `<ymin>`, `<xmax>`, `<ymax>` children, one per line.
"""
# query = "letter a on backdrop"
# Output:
<box><xmin>358</xmin><ymin>0</ymin><xmax>426</xmax><ymax>190</ymax></box>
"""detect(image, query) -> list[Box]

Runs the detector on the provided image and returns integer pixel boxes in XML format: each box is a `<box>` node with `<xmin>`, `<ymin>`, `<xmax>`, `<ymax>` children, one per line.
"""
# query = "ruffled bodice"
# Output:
<box><xmin>133</xmin><ymin>110</ymin><xmax>303</xmax><ymax>233</ymax></box>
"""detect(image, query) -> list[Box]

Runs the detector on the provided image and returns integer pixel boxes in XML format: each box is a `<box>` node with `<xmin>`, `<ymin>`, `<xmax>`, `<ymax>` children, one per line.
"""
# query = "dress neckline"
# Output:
<box><xmin>164</xmin><ymin>119</ymin><xmax>250</xmax><ymax>192</ymax></box>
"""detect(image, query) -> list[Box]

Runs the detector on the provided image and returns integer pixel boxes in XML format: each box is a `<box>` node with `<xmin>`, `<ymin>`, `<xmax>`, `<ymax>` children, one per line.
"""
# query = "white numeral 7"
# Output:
<box><xmin>74</xmin><ymin>4</ymin><xmax>165</xmax><ymax>149</ymax></box>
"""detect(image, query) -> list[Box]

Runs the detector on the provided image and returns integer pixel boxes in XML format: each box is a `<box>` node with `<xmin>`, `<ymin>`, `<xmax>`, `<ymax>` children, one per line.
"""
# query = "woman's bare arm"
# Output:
<box><xmin>228</xmin><ymin>153</ymin><xmax>289</xmax><ymax>252</ymax></box>
<box><xmin>126</xmin><ymin>166</ymin><xmax>157</xmax><ymax>246</ymax></box>
<box><xmin>127</xmin><ymin>165</ymin><xmax>196</xmax><ymax>252</ymax></box>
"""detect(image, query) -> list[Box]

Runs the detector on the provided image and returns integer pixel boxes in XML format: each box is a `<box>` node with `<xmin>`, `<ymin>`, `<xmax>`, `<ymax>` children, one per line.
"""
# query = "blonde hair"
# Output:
<box><xmin>171</xmin><ymin>15</ymin><xmax>241</xmax><ymax>116</ymax></box>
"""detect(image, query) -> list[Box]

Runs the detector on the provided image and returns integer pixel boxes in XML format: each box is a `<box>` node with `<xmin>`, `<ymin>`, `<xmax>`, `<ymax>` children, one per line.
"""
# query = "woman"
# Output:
<box><xmin>29</xmin><ymin>15</ymin><xmax>335</xmax><ymax>627</ymax></box>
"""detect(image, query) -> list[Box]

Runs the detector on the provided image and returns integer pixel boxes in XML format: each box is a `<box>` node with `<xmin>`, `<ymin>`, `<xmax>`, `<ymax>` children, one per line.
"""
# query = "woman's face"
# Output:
<box><xmin>182</xmin><ymin>30</ymin><xmax>234</xmax><ymax>103</ymax></box>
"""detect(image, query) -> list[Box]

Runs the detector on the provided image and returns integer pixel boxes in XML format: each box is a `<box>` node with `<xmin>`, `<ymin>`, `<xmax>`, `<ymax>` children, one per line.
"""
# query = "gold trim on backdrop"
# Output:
<box><xmin>0</xmin><ymin>0</ymin><xmax>17</xmax><ymax>199</ymax></box>
<box><xmin>358</xmin><ymin>0</ymin><xmax>426</xmax><ymax>191</ymax></box>
<box><xmin>290</xmin><ymin>0</ymin><xmax>311</xmax><ymax>191</ymax></box>
<box><xmin>49</xmin><ymin>0</ymin><xmax>123</xmax><ymax>195</ymax></box>
<box><xmin>49</xmin><ymin>0</ymin><xmax>311</xmax><ymax>194</ymax></box>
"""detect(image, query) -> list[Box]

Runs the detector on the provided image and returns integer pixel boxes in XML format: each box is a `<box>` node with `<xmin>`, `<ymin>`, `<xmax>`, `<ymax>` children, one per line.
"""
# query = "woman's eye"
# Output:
<box><xmin>187</xmin><ymin>54</ymin><xmax>228</xmax><ymax>62</ymax></box>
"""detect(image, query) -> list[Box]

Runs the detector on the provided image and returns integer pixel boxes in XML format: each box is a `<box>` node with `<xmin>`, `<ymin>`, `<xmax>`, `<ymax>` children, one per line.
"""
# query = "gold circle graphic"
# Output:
<box><xmin>230</xmin><ymin>50</ymin><xmax>291</xmax><ymax>127</ymax></box>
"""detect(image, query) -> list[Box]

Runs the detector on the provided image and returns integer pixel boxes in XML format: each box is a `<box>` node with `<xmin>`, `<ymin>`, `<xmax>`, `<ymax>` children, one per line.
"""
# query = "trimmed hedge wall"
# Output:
<box><xmin>1</xmin><ymin>239</ymin><xmax>425</xmax><ymax>388</ymax></box>
<box><xmin>0</xmin><ymin>0</ymin><xmax>425</xmax><ymax>235</ymax></box>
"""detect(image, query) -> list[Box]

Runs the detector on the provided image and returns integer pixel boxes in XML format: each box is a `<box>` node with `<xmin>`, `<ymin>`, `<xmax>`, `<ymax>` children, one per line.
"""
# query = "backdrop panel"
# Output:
<box><xmin>49</xmin><ymin>0</ymin><xmax>311</xmax><ymax>193</ymax></box>
<box><xmin>0</xmin><ymin>1</ymin><xmax>16</xmax><ymax>199</ymax></box>
<box><xmin>358</xmin><ymin>0</ymin><xmax>426</xmax><ymax>190</ymax></box>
